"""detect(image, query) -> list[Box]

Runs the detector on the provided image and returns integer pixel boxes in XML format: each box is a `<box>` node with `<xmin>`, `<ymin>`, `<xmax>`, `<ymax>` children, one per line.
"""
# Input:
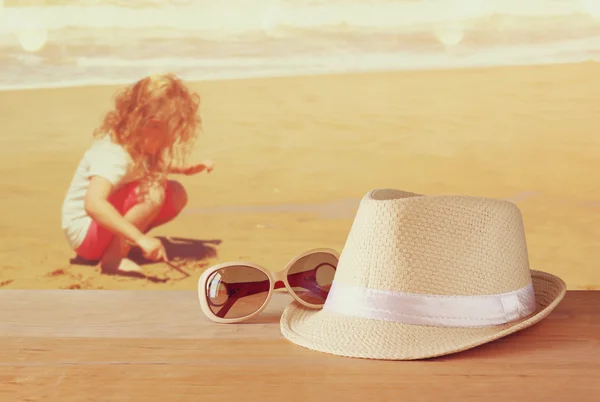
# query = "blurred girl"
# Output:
<box><xmin>61</xmin><ymin>73</ymin><xmax>213</xmax><ymax>274</ymax></box>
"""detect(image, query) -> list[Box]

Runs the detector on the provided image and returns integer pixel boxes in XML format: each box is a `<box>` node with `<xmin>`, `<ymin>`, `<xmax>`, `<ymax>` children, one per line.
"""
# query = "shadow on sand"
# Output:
<box><xmin>69</xmin><ymin>236</ymin><xmax>222</xmax><ymax>282</ymax></box>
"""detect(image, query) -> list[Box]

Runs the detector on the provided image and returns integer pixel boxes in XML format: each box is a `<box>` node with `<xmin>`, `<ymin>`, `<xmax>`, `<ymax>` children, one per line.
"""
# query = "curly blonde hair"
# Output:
<box><xmin>93</xmin><ymin>73</ymin><xmax>202</xmax><ymax>192</ymax></box>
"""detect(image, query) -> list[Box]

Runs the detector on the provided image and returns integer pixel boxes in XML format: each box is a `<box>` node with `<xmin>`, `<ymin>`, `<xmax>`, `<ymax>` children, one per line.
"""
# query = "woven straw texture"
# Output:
<box><xmin>280</xmin><ymin>189</ymin><xmax>567</xmax><ymax>360</ymax></box>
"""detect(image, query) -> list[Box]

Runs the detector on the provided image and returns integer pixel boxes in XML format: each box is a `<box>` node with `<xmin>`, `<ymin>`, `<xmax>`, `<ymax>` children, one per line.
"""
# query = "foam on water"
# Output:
<box><xmin>3</xmin><ymin>40</ymin><xmax>598</xmax><ymax>92</ymax></box>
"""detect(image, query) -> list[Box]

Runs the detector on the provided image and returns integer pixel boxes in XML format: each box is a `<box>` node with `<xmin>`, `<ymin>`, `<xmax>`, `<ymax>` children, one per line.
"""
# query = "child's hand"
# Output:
<box><xmin>136</xmin><ymin>236</ymin><xmax>168</xmax><ymax>262</ymax></box>
<box><xmin>182</xmin><ymin>160</ymin><xmax>214</xmax><ymax>175</ymax></box>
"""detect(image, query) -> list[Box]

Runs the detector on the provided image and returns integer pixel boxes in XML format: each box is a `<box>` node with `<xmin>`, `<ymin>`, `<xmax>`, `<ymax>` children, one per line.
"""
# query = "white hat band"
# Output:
<box><xmin>323</xmin><ymin>281</ymin><xmax>537</xmax><ymax>328</ymax></box>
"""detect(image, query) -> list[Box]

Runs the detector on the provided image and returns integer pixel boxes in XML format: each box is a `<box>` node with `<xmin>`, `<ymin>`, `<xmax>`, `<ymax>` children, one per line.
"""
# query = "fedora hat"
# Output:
<box><xmin>280</xmin><ymin>189</ymin><xmax>566</xmax><ymax>360</ymax></box>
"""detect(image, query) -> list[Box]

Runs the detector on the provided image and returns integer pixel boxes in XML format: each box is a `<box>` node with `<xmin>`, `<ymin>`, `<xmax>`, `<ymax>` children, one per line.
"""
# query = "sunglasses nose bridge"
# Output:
<box><xmin>271</xmin><ymin>269</ymin><xmax>287</xmax><ymax>284</ymax></box>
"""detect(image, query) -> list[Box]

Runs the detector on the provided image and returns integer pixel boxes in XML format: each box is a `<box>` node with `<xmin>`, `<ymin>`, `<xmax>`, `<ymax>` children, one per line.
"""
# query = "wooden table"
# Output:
<box><xmin>1</xmin><ymin>290</ymin><xmax>599</xmax><ymax>401</ymax></box>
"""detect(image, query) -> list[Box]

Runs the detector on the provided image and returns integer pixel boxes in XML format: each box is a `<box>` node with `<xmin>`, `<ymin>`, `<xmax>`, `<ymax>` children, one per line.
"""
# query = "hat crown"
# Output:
<box><xmin>334</xmin><ymin>189</ymin><xmax>532</xmax><ymax>296</ymax></box>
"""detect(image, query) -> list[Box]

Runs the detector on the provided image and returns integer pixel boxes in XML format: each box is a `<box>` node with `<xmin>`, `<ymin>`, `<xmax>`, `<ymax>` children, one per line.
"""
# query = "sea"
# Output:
<box><xmin>1</xmin><ymin>0</ymin><xmax>600</xmax><ymax>91</ymax></box>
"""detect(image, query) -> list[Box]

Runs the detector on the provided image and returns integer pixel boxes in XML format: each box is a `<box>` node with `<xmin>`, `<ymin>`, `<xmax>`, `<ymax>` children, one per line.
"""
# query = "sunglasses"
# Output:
<box><xmin>197</xmin><ymin>248</ymin><xmax>339</xmax><ymax>323</ymax></box>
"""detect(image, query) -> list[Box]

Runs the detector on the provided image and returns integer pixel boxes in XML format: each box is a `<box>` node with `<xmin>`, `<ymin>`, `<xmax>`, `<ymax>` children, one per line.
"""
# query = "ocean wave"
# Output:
<box><xmin>2</xmin><ymin>36</ymin><xmax>599</xmax><ymax>92</ymax></box>
<box><xmin>72</xmin><ymin>36</ymin><xmax>600</xmax><ymax>70</ymax></box>
<box><xmin>0</xmin><ymin>0</ymin><xmax>599</xmax><ymax>39</ymax></box>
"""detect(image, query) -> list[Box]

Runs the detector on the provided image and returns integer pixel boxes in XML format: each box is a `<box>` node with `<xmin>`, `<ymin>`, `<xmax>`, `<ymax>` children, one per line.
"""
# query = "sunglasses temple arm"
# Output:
<box><xmin>214</xmin><ymin>281</ymin><xmax>245</xmax><ymax>318</ymax></box>
<box><xmin>287</xmin><ymin>278</ymin><xmax>328</xmax><ymax>299</ymax></box>
<box><xmin>212</xmin><ymin>280</ymin><xmax>272</xmax><ymax>318</ymax></box>
<box><xmin>286</xmin><ymin>263</ymin><xmax>334</xmax><ymax>299</ymax></box>
<box><xmin>214</xmin><ymin>294</ymin><xmax>239</xmax><ymax>318</ymax></box>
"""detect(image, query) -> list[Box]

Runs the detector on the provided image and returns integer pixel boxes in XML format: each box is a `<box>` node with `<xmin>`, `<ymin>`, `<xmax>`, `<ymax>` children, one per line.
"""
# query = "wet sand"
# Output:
<box><xmin>0</xmin><ymin>61</ymin><xmax>598</xmax><ymax>290</ymax></box>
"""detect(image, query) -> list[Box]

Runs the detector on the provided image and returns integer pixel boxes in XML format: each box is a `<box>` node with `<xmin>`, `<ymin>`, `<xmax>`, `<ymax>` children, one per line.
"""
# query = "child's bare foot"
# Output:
<box><xmin>116</xmin><ymin>258</ymin><xmax>143</xmax><ymax>273</ymax></box>
<box><xmin>100</xmin><ymin>257</ymin><xmax>142</xmax><ymax>274</ymax></box>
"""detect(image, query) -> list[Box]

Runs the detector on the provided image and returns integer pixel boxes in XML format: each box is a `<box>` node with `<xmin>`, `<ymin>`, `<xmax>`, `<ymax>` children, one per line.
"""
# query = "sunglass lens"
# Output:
<box><xmin>287</xmin><ymin>252</ymin><xmax>338</xmax><ymax>305</ymax></box>
<box><xmin>205</xmin><ymin>266</ymin><xmax>271</xmax><ymax>319</ymax></box>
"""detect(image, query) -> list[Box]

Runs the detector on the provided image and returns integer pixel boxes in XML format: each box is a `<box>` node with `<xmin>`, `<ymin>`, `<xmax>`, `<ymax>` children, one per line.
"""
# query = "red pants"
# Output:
<box><xmin>75</xmin><ymin>180</ymin><xmax>180</xmax><ymax>261</ymax></box>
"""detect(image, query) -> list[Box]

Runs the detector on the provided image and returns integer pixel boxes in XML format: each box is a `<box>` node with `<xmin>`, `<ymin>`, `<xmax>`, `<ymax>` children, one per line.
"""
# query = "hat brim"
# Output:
<box><xmin>280</xmin><ymin>270</ymin><xmax>566</xmax><ymax>360</ymax></box>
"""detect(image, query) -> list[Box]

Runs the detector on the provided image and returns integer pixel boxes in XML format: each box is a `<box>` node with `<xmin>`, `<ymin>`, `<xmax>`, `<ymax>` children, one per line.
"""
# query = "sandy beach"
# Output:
<box><xmin>0</xmin><ymin>61</ymin><xmax>598</xmax><ymax>290</ymax></box>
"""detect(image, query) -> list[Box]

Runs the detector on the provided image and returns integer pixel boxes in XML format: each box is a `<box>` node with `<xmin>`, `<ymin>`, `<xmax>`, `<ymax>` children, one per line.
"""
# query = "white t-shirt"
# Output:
<box><xmin>61</xmin><ymin>137</ymin><xmax>136</xmax><ymax>250</ymax></box>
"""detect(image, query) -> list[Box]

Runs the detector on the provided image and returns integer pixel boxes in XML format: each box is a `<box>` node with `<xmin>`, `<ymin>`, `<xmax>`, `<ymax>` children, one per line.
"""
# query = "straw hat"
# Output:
<box><xmin>280</xmin><ymin>189</ymin><xmax>566</xmax><ymax>360</ymax></box>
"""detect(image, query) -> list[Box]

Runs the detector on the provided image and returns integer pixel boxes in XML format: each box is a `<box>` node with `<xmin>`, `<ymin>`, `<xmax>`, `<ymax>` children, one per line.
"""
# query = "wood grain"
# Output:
<box><xmin>1</xmin><ymin>290</ymin><xmax>599</xmax><ymax>401</ymax></box>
